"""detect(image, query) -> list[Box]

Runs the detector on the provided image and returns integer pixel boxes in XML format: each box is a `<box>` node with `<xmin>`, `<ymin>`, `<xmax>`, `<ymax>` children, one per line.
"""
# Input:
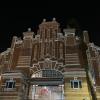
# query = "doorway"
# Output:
<box><xmin>29</xmin><ymin>69</ymin><xmax>64</xmax><ymax>100</ymax></box>
<box><xmin>31</xmin><ymin>85</ymin><xmax>64</xmax><ymax>100</ymax></box>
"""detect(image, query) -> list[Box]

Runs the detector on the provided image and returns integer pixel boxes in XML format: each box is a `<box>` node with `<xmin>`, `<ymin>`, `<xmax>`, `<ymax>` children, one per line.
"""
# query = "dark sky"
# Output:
<box><xmin>0</xmin><ymin>3</ymin><xmax>100</xmax><ymax>52</ymax></box>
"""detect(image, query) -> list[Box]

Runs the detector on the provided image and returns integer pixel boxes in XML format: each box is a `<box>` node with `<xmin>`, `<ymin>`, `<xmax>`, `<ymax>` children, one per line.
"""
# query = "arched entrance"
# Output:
<box><xmin>29</xmin><ymin>69</ymin><xmax>64</xmax><ymax>100</ymax></box>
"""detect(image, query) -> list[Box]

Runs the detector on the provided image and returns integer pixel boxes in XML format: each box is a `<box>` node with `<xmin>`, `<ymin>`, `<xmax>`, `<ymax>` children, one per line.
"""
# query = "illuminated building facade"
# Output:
<box><xmin>0</xmin><ymin>18</ymin><xmax>100</xmax><ymax>100</ymax></box>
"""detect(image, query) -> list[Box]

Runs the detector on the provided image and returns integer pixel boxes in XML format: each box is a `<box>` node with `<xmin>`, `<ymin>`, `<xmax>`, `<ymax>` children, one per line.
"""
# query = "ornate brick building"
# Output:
<box><xmin>0</xmin><ymin>18</ymin><xmax>100</xmax><ymax>100</ymax></box>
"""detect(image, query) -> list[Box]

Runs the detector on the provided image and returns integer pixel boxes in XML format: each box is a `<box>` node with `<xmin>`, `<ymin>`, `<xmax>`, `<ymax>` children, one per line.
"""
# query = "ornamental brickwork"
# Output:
<box><xmin>0</xmin><ymin>18</ymin><xmax>100</xmax><ymax>100</ymax></box>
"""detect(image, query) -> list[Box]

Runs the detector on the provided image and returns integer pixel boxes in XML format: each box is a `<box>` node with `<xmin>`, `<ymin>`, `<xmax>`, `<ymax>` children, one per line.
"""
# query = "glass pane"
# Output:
<box><xmin>6</xmin><ymin>81</ymin><xmax>15</xmax><ymax>88</ymax></box>
<box><xmin>42</xmin><ymin>70</ymin><xmax>63</xmax><ymax>78</ymax></box>
<box><xmin>73</xmin><ymin>81</ymin><xmax>78</xmax><ymax>88</ymax></box>
<box><xmin>32</xmin><ymin>85</ymin><xmax>64</xmax><ymax>100</ymax></box>
<box><xmin>8</xmin><ymin>82</ymin><xmax>13</xmax><ymax>88</ymax></box>
<box><xmin>79</xmin><ymin>81</ymin><xmax>82</xmax><ymax>88</ymax></box>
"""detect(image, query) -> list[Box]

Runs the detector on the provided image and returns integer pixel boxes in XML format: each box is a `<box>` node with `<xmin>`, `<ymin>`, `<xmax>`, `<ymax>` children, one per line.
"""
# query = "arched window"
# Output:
<box><xmin>31</xmin><ymin>69</ymin><xmax>63</xmax><ymax>78</ymax></box>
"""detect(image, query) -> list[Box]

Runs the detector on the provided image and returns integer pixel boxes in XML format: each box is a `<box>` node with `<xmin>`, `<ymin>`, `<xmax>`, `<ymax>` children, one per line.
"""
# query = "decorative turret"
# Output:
<box><xmin>63</xmin><ymin>28</ymin><xmax>75</xmax><ymax>36</ymax></box>
<box><xmin>38</xmin><ymin>18</ymin><xmax>60</xmax><ymax>40</ymax></box>
<box><xmin>63</xmin><ymin>28</ymin><xmax>76</xmax><ymax>46</ymax></box>
<box><xmin>22</xmin><ymin>28</ymin><xmax>34</xmax><ymax>49</ymax></box>
<box><xmin>16</xmin><ymin>28</ymin><xmax>33</xmax><ymax>73</ymax></box>
<box><xmin>83</xmin><ymin>30</ymin><xmax>89</xmax><ymax>44</ymax></box>
<box><xmin>23</xmin><ymin>28</ymin><xmax>34</xmax><ymax>39</ymax></box>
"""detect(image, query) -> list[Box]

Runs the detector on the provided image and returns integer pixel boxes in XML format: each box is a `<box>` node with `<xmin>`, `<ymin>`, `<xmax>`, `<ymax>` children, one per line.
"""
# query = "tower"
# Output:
<box><xmin>0</xmin><ymin>18</ymin><xmax>100</xmax><ymax>100</ymax></box>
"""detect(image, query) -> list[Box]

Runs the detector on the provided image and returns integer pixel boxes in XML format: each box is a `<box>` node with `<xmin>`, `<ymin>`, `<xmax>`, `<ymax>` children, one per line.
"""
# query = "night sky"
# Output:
<box><xmin>0</xmin><ymin>3</ymin><xmax>100</xmax><ymax>52</ymax></box>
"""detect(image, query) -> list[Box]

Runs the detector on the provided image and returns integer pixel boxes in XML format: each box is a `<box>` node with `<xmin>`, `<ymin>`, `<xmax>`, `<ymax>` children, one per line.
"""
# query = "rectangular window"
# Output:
<box><xmin>73</xmin><ymin>81</ymin><xmax>78</xmax><ymax>88</ymax></box>
<box><xmin>6</xmin><ymin>80</ymin><xmax>15</xmax><ymax>89</ymax></box>
<box><xmin>70</xmin><ymin>80</ymin><xmax>82</xmax><ymax>89</ymax></box>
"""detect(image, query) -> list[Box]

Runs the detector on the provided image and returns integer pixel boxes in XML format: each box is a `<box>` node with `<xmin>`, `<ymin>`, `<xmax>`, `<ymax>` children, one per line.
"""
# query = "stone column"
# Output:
<box><xmin>59</xmin><ymin>43</ymin><xmax>63</xmax><ymax>59</ymax></box>
<box><xmin>33</xmin><ymin>45</ymin><xmax>37</xmax><ymax>61</ymax></box>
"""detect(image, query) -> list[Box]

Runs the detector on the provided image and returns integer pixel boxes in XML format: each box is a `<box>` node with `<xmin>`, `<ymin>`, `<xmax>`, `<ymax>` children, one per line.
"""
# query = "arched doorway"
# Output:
<box><xmin>29</xmin><ymin>69</ymin><xmax>64</xmax><ymax>100</ymax></box>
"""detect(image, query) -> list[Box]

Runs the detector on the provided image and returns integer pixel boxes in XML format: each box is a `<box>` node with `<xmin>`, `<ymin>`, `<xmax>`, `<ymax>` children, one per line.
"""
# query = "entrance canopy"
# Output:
<box><xmin>30</xmin><ymin>77</ymin><xmax>63</xmax><ymax>85</ymax></box>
